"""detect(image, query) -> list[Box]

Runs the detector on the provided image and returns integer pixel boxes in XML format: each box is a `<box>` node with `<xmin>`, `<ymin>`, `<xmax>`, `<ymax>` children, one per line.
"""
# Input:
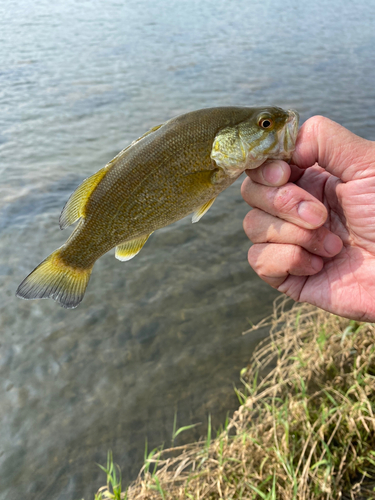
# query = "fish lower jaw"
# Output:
<box><xmin>213</xmin><ymin>148</ymin><xmax>294</xmax><ymax>175</ymax></box>
<box><xmin>268</xmin><ymin>142</ymin><xmax>296</xmax><ymax>162</ymax></box>
<box><xmin>243</xmin><ymin>156</ymin><xmax>268</xmax><ymax>171</ymax></box>
<box><xmin>212</xmin><ymin>157</ymin><xmax>265</xmax><ymax>177</ymax></box>
<box><xmin>250</xmin><ymin>142</ymin><xmax>296</xmax><ymax>164</ymax></box>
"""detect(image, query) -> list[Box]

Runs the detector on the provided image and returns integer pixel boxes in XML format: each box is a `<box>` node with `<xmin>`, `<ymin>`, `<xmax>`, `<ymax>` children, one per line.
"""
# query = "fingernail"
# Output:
<box><xmin>311</xmin><ymin>255</ymin><xmax>323</xmax><ymax>272</ymax></box>
<box><xmin>297</xmin><ymin>201</ymin><xmax>326</xmax><ymax>226</ymax></box>
<box><xmin>263</xmin><ymin>163</ymin><xmax>284</xmax><ymax>185</ymax></box>
<box><xmin>324</xmin><ymin>234</ymin><xmax>343</xmax><ymax>255</ymax></box>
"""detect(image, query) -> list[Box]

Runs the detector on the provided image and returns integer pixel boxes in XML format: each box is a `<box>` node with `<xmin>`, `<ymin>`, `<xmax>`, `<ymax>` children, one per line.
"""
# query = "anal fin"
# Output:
<box><xmin>115</xmin><ymin>233</ymin><xmax>153</xmax><ymax>261</ymax></box>
<box><xmin>192</xmin><ymin>197</ymin><xmax>216</xmax><ymax>223</ymax></box>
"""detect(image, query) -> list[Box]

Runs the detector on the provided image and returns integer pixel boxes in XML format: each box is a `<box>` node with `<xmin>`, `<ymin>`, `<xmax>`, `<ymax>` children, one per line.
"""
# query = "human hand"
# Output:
<box><xmin>241</xmin><ymin>116</ymin><xmax>375</xmax><ymax>321</ymax></box>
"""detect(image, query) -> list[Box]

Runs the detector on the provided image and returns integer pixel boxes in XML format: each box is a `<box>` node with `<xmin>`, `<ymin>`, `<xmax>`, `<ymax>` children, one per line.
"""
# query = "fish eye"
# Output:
<box><xmin>258</xmin><ymin>116</ymin><xmax>273</xmax><ymax>129</ymax></box>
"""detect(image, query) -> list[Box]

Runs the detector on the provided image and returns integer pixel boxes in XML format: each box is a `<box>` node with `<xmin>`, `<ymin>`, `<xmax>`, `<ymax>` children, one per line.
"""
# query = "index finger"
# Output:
<box><xmin>292</xmin><ymin>116</ymin><xmax>375</xmax><ymax>182</ymax></box>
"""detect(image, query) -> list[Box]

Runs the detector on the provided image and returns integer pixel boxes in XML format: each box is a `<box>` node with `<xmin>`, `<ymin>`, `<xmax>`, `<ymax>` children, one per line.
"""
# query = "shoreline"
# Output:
<box><xmin>93</xmin><ymin>298</ymin><xmax>375</xmax><ymax>499</ymax></box>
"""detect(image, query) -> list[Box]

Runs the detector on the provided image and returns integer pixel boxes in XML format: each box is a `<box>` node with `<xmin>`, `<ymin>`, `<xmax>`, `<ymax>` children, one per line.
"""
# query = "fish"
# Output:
<box><xmin>16</xmin><ymin>106</ymin><xmax>299</xmax><ymax>309</ymax></box>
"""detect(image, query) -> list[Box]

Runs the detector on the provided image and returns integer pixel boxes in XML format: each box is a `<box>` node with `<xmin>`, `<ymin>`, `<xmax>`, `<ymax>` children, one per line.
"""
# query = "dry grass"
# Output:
<box><xmin>95</xmin><ymin>298</ymin><xmax>375</xmax><ymax>500</ymax></box>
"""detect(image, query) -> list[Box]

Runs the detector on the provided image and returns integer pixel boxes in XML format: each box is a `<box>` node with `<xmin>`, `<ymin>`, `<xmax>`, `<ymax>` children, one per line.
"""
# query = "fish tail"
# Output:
<box><xmin>16</xmin><ymin>248</ymin><xmax>93</xmax><ymax>309</ymax></box>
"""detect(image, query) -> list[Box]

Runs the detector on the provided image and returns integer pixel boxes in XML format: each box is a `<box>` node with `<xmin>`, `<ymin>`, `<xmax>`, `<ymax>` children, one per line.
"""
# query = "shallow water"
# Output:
<box><xmin>1</xmin><ymin>0</ymin><xmax>375</xmax><ymax>498</ymax></box>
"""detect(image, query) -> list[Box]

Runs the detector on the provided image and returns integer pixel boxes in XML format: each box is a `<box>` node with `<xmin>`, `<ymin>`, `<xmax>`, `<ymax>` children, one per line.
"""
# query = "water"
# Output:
<box><xmin>1</xmin><ymin>0</ymin><xmax>375</xmax><ymax>498</ymax></box>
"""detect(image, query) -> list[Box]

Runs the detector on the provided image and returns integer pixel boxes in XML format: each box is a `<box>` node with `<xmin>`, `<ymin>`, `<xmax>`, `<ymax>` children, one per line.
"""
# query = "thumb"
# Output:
<box><xmin>291</xmin><ymin>116</ymin><xmax>375</xmax><ymax>182</ymax></box>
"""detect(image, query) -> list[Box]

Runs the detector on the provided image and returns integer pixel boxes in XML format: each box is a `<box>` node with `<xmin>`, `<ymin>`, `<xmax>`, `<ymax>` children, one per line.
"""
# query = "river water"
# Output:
<box><xmin>1</xmin><ymin>0</ymin><xmax>375</xmax><ymax>498</ymax></box>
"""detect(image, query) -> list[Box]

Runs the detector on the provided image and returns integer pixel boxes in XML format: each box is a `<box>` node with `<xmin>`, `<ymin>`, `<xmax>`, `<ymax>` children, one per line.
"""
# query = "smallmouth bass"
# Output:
<box><xmin>16</xmin><ymin>106</ymin><xmax>299</xmax><ymax>308</ymax></box>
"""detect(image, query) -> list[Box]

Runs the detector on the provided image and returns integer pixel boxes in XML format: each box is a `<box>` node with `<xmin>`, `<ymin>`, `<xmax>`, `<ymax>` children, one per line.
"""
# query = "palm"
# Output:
<box><xmin>289</xmin><ymin>166</ymin><xmax>375</xmax><ymax>320</ymax></box>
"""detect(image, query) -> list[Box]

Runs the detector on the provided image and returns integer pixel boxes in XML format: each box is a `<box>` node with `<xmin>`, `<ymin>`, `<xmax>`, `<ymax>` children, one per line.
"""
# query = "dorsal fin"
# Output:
<box><xmin>59</xmin><ymin>123</ymin><xmax>165</xmax><ymax>230</ymax></box>
<box><xmin>130</xmin><ymin>123</ymin><xmax>164</xmax><ymax>145</ymax></box>
<box><xmin>114</xmin><ymin>123</ymin><xmax>164</xmax><ymax>157</ymax></box>
<box><xmin>59</xmin><ymin>167</ymin><xmax>108</xmax><ymax>229</ymax></box>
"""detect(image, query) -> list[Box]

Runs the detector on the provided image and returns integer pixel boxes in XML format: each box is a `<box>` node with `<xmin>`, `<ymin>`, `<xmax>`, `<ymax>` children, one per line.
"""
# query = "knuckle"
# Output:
<box><xmin>242</xmin><ymin>211</ymin><xmax>252</xmax><ymax>234</ymax></box>
<box><xmin>272</xmin><ymin>185</ymin><xmax>298</xmax><ymax>213</ymax></box>
<box><xmin>307</xmin><ymin>229</ymin><xmax>325</xmax><ymax>252</ymax></box>
<box><xmin>246</xmin><ymin>167</ymin><xmax>260</xmax><ymax>183</ymax></box>
<box><xmin>301</xmin><ymin>115</ymin><xmax>328</xmax><ymax>136</ymax></box>
<box><xmin>289</xmin><ymin>245</ymin><xmax>306</xmax><ymax>268</ymax></box>
<box><xmin>296</xmin><ymin>226</ymin><xmax>326</xmax><ymax>254</ymax></box>
<box><xmin>243</xmin><ymin>210</ymin><xmax>272</xmax><ymax>243</ymax></box>
<box><xmin>309</xmin><ymin>115</ymin><xmax>327</xmax><ymax>128</ymax></box>
<box><xmin>277</xmin><ymin>277</ymin><xmax>305</xmax><ymax>302</ymax></box>
<box><xmin>296</xmin><ymin>226</ymin><xmax>321</xmax><ymax>249</ymax></box>
<box><xmin>300</xmin><ymin>116</ymin><xmax>337</xmax><ymax>151</ymax></box>
<box><xmin>248</xmin><ymin>244</ymin><xmax>278</xmax><ymax>280</ymax></box>
<box><xmin>243</xmin><ymin>209</ymin><xmax>260</xmax><ymax>233</ymax></box>
<box><xmin>240</xmin><ymin>176</ymin><xmax>253</xmax><ymax>200</ymax></box>
<box><xmin>247</xmin><ymin>245</ymin><xmax>262</xmax><ymax>270</ymax></box>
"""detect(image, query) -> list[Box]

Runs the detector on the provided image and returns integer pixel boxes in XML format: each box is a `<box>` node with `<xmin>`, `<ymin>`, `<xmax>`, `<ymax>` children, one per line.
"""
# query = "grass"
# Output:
<box><xmin>93</xmin><ymin>297</ymin><xmax>375</xmax><ymax>499</ymax></box>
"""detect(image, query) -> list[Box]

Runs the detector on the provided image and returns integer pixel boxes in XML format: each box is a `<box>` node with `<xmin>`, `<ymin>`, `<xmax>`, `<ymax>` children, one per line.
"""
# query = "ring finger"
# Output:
<box><xmin>243</xmin><ymin>209</ymin><xmax>343</xmax><ymax>257</ymax></box>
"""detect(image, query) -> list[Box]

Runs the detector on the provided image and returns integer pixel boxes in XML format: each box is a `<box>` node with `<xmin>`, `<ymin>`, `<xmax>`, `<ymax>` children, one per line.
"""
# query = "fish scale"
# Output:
<box><xmin>16</xmin><ymin>106</ymin><xmax>299</xmax><ymax>308</ymax></box>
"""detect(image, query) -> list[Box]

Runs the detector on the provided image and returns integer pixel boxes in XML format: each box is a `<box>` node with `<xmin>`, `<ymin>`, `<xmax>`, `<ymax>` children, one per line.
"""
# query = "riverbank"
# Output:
<box><xmin>94</xmin><ymin>298</ymin><xmax>375</xmax><ymax>499</ymax></box>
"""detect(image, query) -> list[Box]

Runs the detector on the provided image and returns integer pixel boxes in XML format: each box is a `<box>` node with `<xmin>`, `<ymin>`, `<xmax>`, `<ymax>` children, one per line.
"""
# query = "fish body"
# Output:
<box><xmin>16</xmin><ymin>106</ymin><xmax>299</xmax><ymax>308</ymax></box>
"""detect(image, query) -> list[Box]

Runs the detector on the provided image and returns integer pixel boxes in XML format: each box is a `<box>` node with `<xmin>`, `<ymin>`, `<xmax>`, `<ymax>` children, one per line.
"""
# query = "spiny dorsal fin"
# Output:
<box><xmin>133</xmin><ymin>123</ymin><xmax>164</xmax><ymax>143</ymax></box>
<box><xmin>59</xmin><ymin>167</ymin><xmax>108</xmax><ymax>229</ymax></box>
<box><xmin>192</xmin><ymin>197</ymin><xmax>216</xmax><ymax>223</ymax></box>
<box><xmin>115</xmin><ymin>123</ymin><xmax>165</xmax><ymax>157</ymax></box>
<box><xmin>115</xmin><ymin>233</ymin><xmax>153</xmax><ymax>262</ymax></box>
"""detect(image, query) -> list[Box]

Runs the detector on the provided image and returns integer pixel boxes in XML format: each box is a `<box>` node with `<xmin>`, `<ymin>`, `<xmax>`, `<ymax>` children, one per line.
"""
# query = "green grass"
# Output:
<box><xmin>93</xmin><ymin>298</ymin><xmax>375</xmax><ymax>499</ymax></box>
<box><xmin>94</xmin><ymin>451</ymin><xmax>125</xmax><ymax>500</ymax></box>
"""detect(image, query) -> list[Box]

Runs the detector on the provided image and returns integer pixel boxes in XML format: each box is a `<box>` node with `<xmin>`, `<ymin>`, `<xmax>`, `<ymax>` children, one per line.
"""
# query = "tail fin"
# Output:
<box><xmin>16</xmin><ymin>249</ymin><xmax>93</xmax><ymax>309</ymax></box>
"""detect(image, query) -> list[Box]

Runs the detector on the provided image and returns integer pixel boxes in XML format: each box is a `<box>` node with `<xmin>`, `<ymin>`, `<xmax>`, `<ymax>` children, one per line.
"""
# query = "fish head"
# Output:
<box><xmin>239</xmin><ymin>107</ymin><xmax>299</xmax><ymax>164</ymax></box>
<box><xmin>211</xmin><ymin>107</ymin><xmax>299</xmax><ymax>177</ymax></box>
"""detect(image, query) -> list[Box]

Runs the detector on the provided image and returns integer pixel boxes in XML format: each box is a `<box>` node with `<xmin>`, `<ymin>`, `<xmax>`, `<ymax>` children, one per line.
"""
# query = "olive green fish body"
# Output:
<box><xmin>58</xmin><ymin>108</ymin><xmax>257</xmax><ymax>267</ymax></box>
<box><xmin>17</xmin><ymin>106</ymin><xmax>299</xmax><ymax>308</ymax></box>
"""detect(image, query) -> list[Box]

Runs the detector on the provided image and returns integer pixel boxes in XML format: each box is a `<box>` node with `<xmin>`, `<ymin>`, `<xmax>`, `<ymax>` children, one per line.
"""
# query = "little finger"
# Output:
<box><xmin>247</xmin><ymin>243</ymin><xmax>323</xmax><ymax>288</ymax></box>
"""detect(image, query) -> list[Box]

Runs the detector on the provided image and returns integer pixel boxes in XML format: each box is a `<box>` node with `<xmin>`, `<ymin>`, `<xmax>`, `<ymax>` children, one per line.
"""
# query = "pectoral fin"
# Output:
<box><xmin>192</xmin><ymin>198</ymin><xmax>216</xmax><ymax>223</ymax></box>
<box><xmin>183</xmin><ymin>168</ymin><xmax>225</xmax><ymax>187</ymax></box>
<box><xmin>115</xmin><ymin>233</ymin><xmax>153</xmax><ymax>261</ymax></box>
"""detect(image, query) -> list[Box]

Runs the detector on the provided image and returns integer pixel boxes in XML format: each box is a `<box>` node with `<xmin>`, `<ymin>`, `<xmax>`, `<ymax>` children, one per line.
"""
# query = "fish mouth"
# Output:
<box><xmin>286</xmin><ymin>109</ymin><xmax>299</xmax><ymax>148</ymax></box>
<box><xmin>273</xmin><ymin>109</ymin><xmax>299</xmax><ymax>161</ymax></box>
<box><xmin>280</xmin><ymin>109</ymin><xmax>299</xmax><ymax>158</ymax></box>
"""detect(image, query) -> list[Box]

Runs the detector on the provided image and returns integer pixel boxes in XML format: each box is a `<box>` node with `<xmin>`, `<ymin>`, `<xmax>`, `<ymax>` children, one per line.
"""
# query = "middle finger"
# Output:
<box><xmin>241</xmin><ymin>176</ymin><xmax>327</xmax><ymax>230</ymax></box>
